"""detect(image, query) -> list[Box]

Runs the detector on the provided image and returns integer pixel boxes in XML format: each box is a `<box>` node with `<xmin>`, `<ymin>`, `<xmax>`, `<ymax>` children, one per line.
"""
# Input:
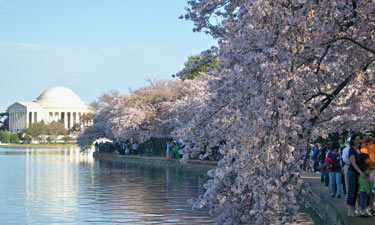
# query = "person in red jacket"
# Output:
<box><xmin>326</xmin><ymin>142</ymin><xmax>343</xmax><ymax>198</ymax></box>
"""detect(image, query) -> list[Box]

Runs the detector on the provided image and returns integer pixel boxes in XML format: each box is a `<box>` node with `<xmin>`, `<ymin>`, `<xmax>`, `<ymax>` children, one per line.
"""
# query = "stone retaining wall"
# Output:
<box><xmin>93</xmin><ymin>152</ymin><xmax>217</xmax><ymax>173</ymax></box>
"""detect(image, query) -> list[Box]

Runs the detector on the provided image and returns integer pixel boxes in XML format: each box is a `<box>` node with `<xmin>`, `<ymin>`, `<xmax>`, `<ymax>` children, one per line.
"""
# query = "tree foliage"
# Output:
<box><xmin>0</xmin><ymin>112</ymin><xmax>9</xmax><ymax>131</ymax></box>
<box><xmin>77</xmin><ymin>77</ymin><xmax>209</xmax><ymax>149</ymax></box>
<box><xmin>0</xmin><ymin>130</ymin><xmax>10</xmax><ymax>143</ymax></box>
<box><xmin>24</xmin><ymin>121</ymin><xmax>46</xmax><ymax>138</ymax></box>
<box><xmin>90</xmin><ymin>89</ymin><xmax>120</xmax><ymax>113</ymax></box>
<box><xmin>24</xmin><ymin>121</ymin><xmax>66</xmax><ymax>139</ymax></box>
<box><xmin>9</xmin><ymin>133</ymin><xmax>20</xmax><ymax>143</ymax></box>
<box><xmin>174</xmin><ymin>0</ymin><xmax>375</xmax><ymax>224</ymax></box>
<box><xmin>0</xmin><ymin>130</ymin><xmax>20</xmax><ymax>144</ymax></box>
<box><xmin>179</xmin><ymin>54</ymin><xmax>218</xmax><ymax>80</ymax></box>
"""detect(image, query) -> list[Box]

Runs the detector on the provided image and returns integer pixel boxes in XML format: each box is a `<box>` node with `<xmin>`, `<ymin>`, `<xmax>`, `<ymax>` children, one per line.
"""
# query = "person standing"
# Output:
<box><xmin>173</xmin><ymin>142</ymin><xmax>180</xmax><ymax>159</ymax></box>
<box><xmin>361</xmin><ymin>130</ymin><xmax>375</xmax><ymax>215</ymax></box>
<box><xmin>120</xmin><ymin>142</ymin><xmax>126</xmax><ymax>155</ymax></box>
<box><xmin>347</xmin><ymin>133</ymin><xmax>364</xmax><ymax>217</ymax></box>
<box><xmin>139</xmin><ymin>142</ymin><xmax>144</xmax><ymax>157</ymax></box>
<box><xmin>342</xmin><ymin>137</ymin><xmax>351</xmax><ymax>198</ymax></box>
<box><xmin>132</xmin><ymin>142</ymin><xmax>138</xmax><ymax>155</ymax></box>
<box><xmin>319</xmin><ymin>141</ymin><xmax>330</xmax><ymax>186</ymax></box>
<box><xmin>125</xmin><ymin>142</ymin><xmax>131</xmax><ymax>155</ymax></box>
<box><xmin>94</xmin><ymin>141</ymin><xmax>99</xmax><ymax>152</ymax></box>
<box><xmin>166</xmin><ymin>141</ymin><xmax>171</xmax><ymax>159</ymax></box>
<box><xmin>358</xmin><ymin>153</ymin><xmax>371</xmax><ymax>217</ymax></box>
<box><xmin>338</xmin><ymin>137</ymin><xmax>347</xmax><ymax>196</ymax></box>
<box><xmin>171</xmin><ymin>142</ymin><xmax>175</xmax><ymax>159</ymax></box>
<box><xmin>312</xmin><ymin>142</ymin><xmax>321</xmax><ymax>173</ymax></box>
<box><xmin>326</xmin><ymin>142</ymin><xmax>343</xmax><ymax>198</ymax></box>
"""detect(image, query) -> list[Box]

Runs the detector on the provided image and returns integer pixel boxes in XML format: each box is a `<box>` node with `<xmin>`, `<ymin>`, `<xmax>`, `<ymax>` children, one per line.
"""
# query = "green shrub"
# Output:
<box><xmin>9</xmin><ymin>134</ymin><xmax>20</xmax><ymax>144</ymax></box>
<box><xmin>0</xmin><ymin>130</ymin><xmax>10</xmax><ymax>143</ymax></box>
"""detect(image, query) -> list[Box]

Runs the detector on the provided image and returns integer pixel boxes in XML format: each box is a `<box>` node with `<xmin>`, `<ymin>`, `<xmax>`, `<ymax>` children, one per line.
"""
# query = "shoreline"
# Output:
<box><xmin>93</xmin><ymin>152</ymin><xmax>217</xmax><ymax>172</ymax></box>
<box><xmin>0</xmin><ymin>143</ymin><xmax>80</xmax><ymax>149</ymax></box>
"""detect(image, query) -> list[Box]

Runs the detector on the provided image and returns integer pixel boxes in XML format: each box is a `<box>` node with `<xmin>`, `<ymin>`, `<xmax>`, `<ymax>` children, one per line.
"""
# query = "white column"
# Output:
<box><xmin>18</xmin><ymin>112</ymin><xmax>21</xmax><ymax>130</ymax></box>
<box><xmin>26</xmin><ymin>112</ymin><xmax>29</xmax><ymax>128</ymax></box>
<box><xmin>31</xmin><ymin>112</ymin><xmax>34</xmax><ymax>124</ymax></box>
<box><xmin>14</xmin><ymin>113</ymin><xmax>18</xmax><ymax>131</ymax></box>
<box><xmin>13</xmin><ymin>113</ymin><xmax>16</xmax><ymax>131</ymax></box>
<box><xmin>9</xmin><ymin>113</ymin><xmax>12</xmax><ymax>131</ymax></box>
<box><xmin>64</xmin><ymin>112</ymin><xmax>68</xmax><ymax>129</ymax></box>
<box><xmin>15</xmin><ymin>113</ymin><xmax>17</xmax><ymax>130</ymax></box>
<box><xmin>69</xmin><ymin>112</ymin><xmax>74</xmax><ymax>128</ymax></box>
<box><xmin>73</xmin><ymin>112</ymin><xmax>77</xmax><ymax>126</ymax></box>
<box><xmin>20</xmin><ymin>112</ymin><xmax>23</xmax><ymax>129</ymax></box>
<box><xmin>23</xmin><ymin>112</ymin><xmax>26</xmax><ymax>129</ymax></box>
<box><xmin>12</xmin><ymin>113</ymin><xmax>16</xmax><ymax>131</ymax></box>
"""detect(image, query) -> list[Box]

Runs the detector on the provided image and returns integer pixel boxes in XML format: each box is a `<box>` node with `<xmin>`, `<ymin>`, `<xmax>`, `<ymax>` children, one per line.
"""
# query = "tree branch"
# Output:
<box><xmin>304</xmin><ymin>91</ymin><xmax>332</xmax><ymax>104</ymax></box>
<box><xmin>309</xmin><ymin>57</ymin><xmax>375</xmax><ymax>125</ymax></box>
<box><xmin>316</xmin><ymin>45</ymin><xmax>331</xmax><ymax>75</ymax></box>
<box><xmin>324</xmin><ymin>36</ymin><xmax>375</xmax><ymax>55</ymax></box>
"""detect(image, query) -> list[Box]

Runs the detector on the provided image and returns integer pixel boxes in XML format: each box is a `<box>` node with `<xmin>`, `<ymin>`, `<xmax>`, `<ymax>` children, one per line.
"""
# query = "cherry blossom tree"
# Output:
<box><xmin>77</xmin><ymin>77</ymin><xmax>210</xmax><ymax>148</ymax></box>
<box><xmin>175</xmin><ymin>0</ymin><xmax>375</xmax><ymax>224</ymax></box>
<box><xmin>77</xmin><ymin>90</ymin><xmax>122</xmax><ymax>149</ymax></box>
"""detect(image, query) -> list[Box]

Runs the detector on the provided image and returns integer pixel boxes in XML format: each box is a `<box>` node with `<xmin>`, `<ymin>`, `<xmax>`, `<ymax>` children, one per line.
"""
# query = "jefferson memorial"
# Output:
<box><xmin>8</xmin><ymin>86</ymin><xmax>91</xmax><ymax>132</ymax></box>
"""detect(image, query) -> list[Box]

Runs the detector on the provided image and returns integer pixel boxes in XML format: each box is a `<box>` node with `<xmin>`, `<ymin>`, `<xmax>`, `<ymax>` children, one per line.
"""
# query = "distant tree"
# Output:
<box><xmin>23</xmin><ymin>121</ymin><xmax>68</xmax><ymax>142</ymax></box>
<box><xmin>77</xmin><ymin>77</ymin><xmax>210</xmax><ymax>149</ymax></box>
<box><xmin>9</xmin><ymin>133</ymin><xmax>20</xmax><ymax>144</ymax></box>
<box><xmin>0</xmin><ymin>130</ymin><xmax>10</xmax><ymax>143</ymax></box>
<box><xmin>46</xmin><ymin>121</ymin><xmax>66</xmax><ymax>142</ymax></box>
<box><xmin>0</xmin><ymin>112</ymin><xmax>9</xmax><ymax>131</ymax></box>
<box><xmin>71</xmin><ymin>123</ymin><xmax>81</xmax><ymax>132</ymax></box>
<box><xmin>178</xmin><ymin>54</ymin><xmax>218</xmax><ymax>80</ymax></box>
<box><xmin>90</xmin><ymin>89</ymin><xmax>120</xmax><ymax>113</ymax></box>
<box><xmin>80</xmin><ymin>113</ymin><xmax>94</xmax><ymax>126</ymax></box>
<box><xmin>24</xmin><ymin>121</ymin><xmax>46</xmax><ymax>139</ymax></box>
<box><xmin>23</xmin><ymin>135</ymin><xmax>32</xmax><ymax>144</ymax></box>
<box><xmin>62</xmin><ymin>135</ymin><xmax>71</xmax><ymax>143</ymax></box>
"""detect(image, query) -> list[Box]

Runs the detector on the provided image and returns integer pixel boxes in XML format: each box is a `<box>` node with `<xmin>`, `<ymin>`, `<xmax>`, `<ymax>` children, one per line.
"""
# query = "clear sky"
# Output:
<box><xmin>0</xmin><ymin>0</ymin><xmax>217</xmax><ymax>112</ymax></box>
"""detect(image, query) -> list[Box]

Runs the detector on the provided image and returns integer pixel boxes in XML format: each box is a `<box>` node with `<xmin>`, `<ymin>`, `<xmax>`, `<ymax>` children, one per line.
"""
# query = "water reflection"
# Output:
<box><xmin>0</xmin><ymin>147</ymin><xmax>212</xmax><ymax>224</ymax></box>
<box><xmin>0</xmin><ymin>147</ymin><xmax>313</xmax><ymax>225</ymax></box>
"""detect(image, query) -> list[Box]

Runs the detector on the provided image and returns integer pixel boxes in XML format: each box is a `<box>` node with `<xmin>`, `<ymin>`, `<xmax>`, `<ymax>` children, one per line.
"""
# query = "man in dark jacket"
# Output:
<box><xmin>320</xmin><ymin>140</ymin><xmax>331</xmax><ymax>186</ymax></box>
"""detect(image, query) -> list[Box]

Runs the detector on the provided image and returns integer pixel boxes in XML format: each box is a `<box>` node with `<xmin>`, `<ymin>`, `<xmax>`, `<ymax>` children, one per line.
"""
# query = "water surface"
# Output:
<box><xmin>0</xmin><ymin>147</ymin><xmax>313</xmax><ymax>224</ymax></box>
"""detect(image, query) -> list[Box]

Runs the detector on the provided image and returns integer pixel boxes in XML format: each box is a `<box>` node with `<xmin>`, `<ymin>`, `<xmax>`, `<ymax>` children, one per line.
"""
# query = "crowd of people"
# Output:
<box><xmin>94</xmin><ymin>138</ymin><xmax>223</xmax><ymax>162</ymax></box>
<box><xmin>94</xmin><ymin>141</ymin><xmax>152</xmax><ymax>157</ymax></box>
<box><xmin>309</xmin><ymin>130</ymin><xmax>375</xmax><ymax>218</ymax></box>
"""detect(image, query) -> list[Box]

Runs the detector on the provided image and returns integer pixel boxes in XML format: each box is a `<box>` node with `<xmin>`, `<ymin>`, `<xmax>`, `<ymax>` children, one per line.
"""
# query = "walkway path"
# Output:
<box><xmin>302</xmin><ymin>173</ymin><xmax>375</xmax><ymax>225</ymax></box>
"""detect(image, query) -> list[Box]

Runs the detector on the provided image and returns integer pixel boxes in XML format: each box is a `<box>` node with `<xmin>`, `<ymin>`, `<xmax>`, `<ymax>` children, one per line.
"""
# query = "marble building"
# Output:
<box><xmin>8</xmin><ymin>86</ymin><xmax>91</xmax><ymax>132</ymax></box>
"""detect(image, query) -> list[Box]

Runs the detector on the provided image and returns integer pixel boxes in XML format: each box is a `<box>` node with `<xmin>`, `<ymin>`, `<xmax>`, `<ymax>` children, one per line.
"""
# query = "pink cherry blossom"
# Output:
<box><xmin>174</xmin><ymin>0</ymin><xmax>375</xmax><ymax>224</ymax></box>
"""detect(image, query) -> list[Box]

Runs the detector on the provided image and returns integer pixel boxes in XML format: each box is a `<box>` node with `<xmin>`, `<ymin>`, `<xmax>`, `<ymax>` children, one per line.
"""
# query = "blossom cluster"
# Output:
<box><xmin>77</xmin><ymin>77</ymin><xmax>210</xmax><ymax>149</ymax></box>
<box><xmin>175</xmin><ymin>0</ymin><xmax>375</xmax><ymax>224</ymax></box>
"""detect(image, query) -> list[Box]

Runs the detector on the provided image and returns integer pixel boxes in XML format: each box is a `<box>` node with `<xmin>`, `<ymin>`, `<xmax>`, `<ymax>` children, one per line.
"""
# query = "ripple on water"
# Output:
<box><xmin>0</xmin><ymin>147</ymin><xmax>314</xmax><ymax>224</ymax></box>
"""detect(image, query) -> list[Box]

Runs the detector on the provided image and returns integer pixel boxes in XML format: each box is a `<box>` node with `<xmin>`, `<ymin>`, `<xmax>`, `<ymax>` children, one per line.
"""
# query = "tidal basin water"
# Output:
<box><xmin>0</xmin><ymin>147</ymin><xmax>314</xmax><ymax>225</ymax></box>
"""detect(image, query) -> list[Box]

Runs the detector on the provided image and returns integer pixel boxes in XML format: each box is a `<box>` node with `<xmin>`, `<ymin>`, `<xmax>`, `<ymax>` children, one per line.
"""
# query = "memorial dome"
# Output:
<box><xmin>35</xmin><ymin>86</ymin><xmax>85</xmax><ymax>108</ymax></box>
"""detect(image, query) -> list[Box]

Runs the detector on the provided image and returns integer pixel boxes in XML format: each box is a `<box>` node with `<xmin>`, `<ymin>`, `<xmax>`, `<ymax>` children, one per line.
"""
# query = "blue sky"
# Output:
<box><xmin>0</xmin><ymin>0</ymin><xmax>216</xmax><ymax>111</ymax></box>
